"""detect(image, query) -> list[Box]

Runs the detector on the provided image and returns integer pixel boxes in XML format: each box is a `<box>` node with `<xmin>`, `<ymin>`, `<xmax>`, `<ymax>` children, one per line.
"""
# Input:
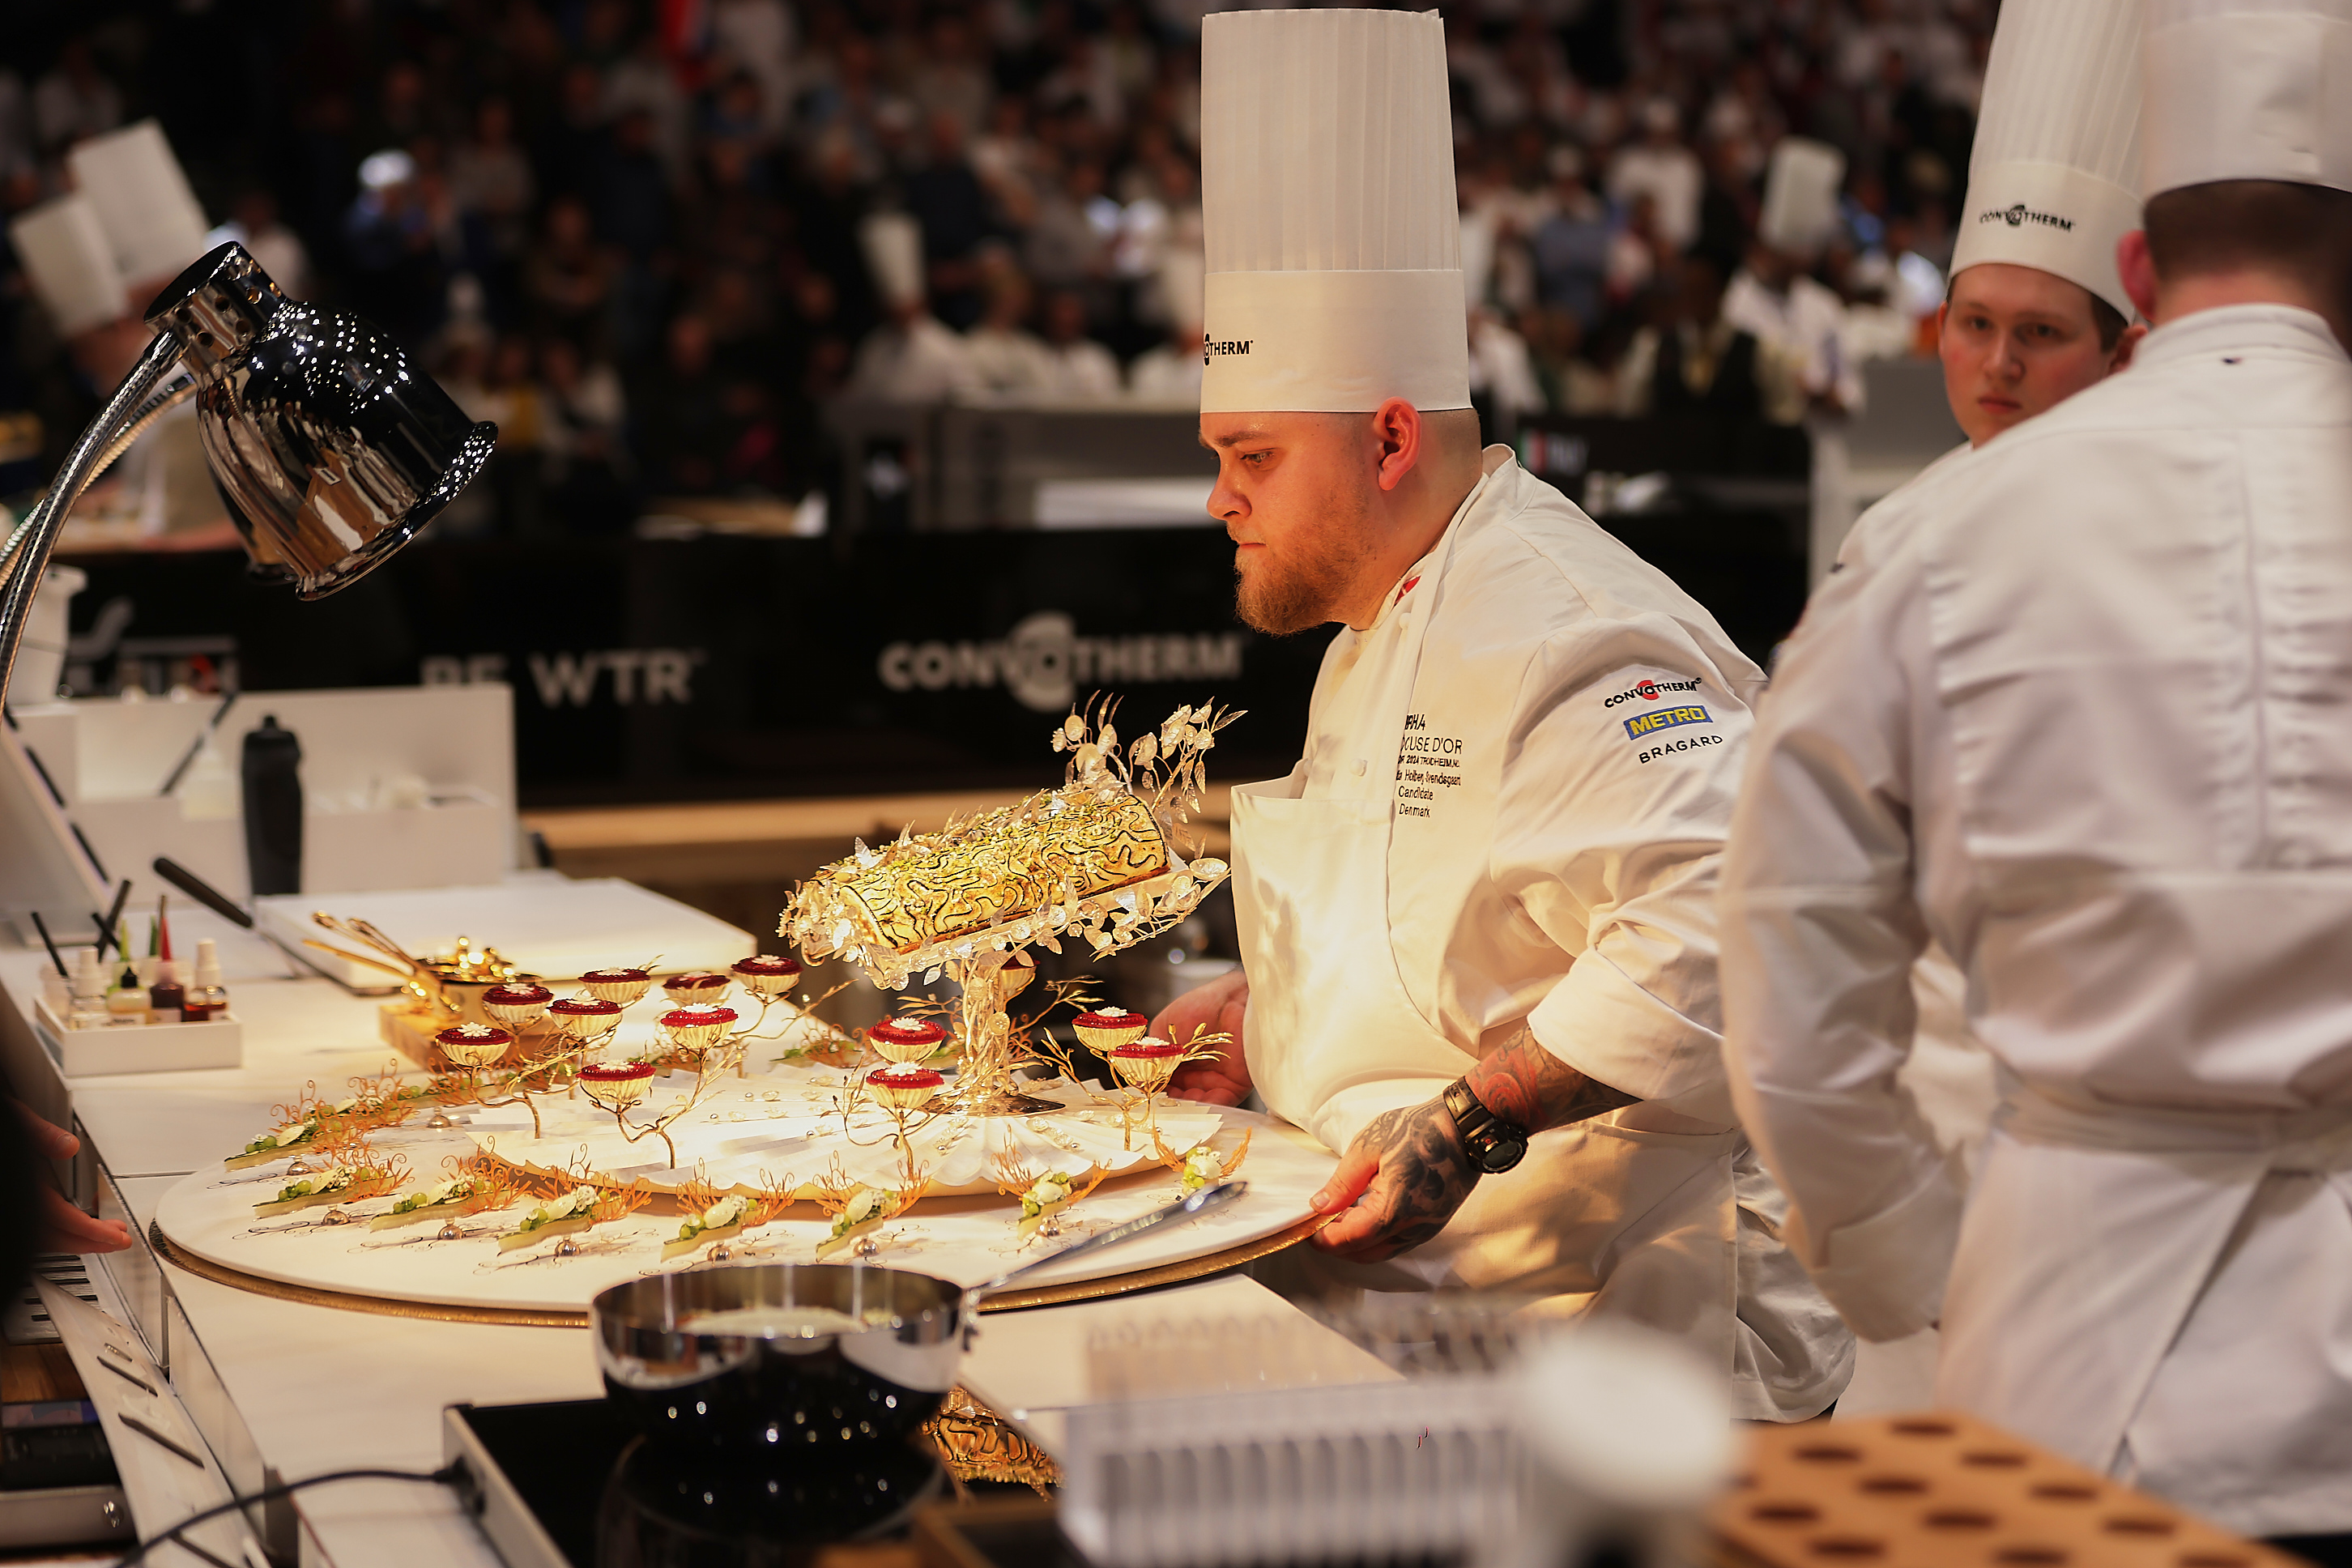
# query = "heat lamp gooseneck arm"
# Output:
<box><xmin>0</xmin><ymin>330</ymin><xmax>192</xmax><ymax>708</ymax></box>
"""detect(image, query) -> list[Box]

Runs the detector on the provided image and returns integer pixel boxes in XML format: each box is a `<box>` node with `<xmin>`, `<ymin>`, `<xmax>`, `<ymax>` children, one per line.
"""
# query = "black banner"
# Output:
<box><xmin>56</xmin><ymin>532</ymin><xmax>1324</xmax><ymax>808</ymax></box>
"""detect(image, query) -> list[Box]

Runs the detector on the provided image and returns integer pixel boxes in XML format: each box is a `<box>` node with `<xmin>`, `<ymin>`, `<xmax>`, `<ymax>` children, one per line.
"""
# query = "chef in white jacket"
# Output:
<box><xmin>1153</xmin><ymin>6</ymin><xmax>1851</xmax><ymax>1422</ymax></box>
<box><xmin>1721</xmin><ymin>0</ymin><xmax>2352</xmax><ymax>1537</ymax></box>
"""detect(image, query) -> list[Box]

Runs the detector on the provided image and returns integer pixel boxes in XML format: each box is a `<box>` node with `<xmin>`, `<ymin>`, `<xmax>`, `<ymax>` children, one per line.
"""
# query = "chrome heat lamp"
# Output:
<box><xmin>0</xmin><ymin>241</ymin><xmax>496</xmax><ymax>703</ymax></box>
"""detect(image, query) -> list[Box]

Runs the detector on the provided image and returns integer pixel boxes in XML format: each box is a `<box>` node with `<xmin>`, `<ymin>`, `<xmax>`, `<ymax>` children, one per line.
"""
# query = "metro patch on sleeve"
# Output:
<box><xmin>1622</xmin><ymin>705</ymin><xmax>1711</xmax><ymax>740</ymax></box>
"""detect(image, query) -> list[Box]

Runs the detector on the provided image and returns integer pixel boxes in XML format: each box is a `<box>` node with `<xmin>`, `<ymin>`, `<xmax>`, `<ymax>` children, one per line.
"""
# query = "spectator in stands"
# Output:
<box><xmin>542</xmin><ymin>336</ymin><xmax>633</xmax><ymax>531</ymax></box>
<box><xmin>1468</xmin><ymin>305</ymin><xmax>1548</xmax><ymax>433</ymax></box>
<box><xmin>1607</xmin><ymin>98</ymin><xmax>1705</xmax><ymax>256</ymax></box>
<box><xmin>965</xmin><ymin>266</ymin><xmax>1052</xmax><ymax>395</ymax></box>
<box><xmin>906</xmin><ymin>111</ymin><xmax>995</xmax><ymax>329</ymax></box>
<box><xmin>1532</xmin><ymin>147</ymin><xmax>1612</xmax><ymax>329</ymax></box>
<box><xmin>1127</xmin><ymin>318</ymin><xmax>1204</xmax><ymax>401</ymax></box>
<box><xmin>452</xmin><ymin>98</ymin><xmax>538</xmax><ymax>282</ymax></box>
<box><xmin>32</xmin><ymin>38</ymin><xmax>121</xmax><ymax>157</ymax></box>
<box><xmin>846</xmin><ymin>266</ymin><xmax>981</xmax><ymax>405</ymax></box>
<box><xmin>1619</xmin><ymin>255</ymin><xmax>1765</xmax><ymax>420</ymax></box>
<box><xmin>344</xmin><ymin>149</ymin><xmax>447</xmax><ymax>341</ymax></box>
<box><xmin>1025</xmin><ymin>159</ymin><xmax>1112</xmax><ymax>305</ymax></box>
<box><xmin>910</xmin><ymin>11</ymin><xmax>993</xmax><ymax>138</ymax></box>
<box><xmin>479</xmin><ymin>333</ymin><xmax>550</xmax><ymax>533</ymax></box>
<box><xmin>633</xmin><ymin>313</ymin><xmax>733</xmax><ymax>493</ymax></box>
<box><xmin>1035</xmin><ymin>288</ymin><xmax>1120</xmax><ymax>398</ymax></box>
<box><xmin>537</xmin><ymin>62</ymin><xmax>613</xmax><ymax>202</ymax></box>
<box><xmin>525</xmin><ymin>195</ymin><xmax>616</xmax><ymax>347</ymax></box>
<box><xmin>1724</xmin><ymin>236</ymin><xmax>1864</xmax><ymax>421</ymax></box>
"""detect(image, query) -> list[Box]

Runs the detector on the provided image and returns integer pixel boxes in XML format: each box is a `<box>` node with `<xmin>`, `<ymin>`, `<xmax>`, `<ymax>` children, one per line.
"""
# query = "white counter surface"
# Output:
<box><xmin>5</xmin><ymin>897</ymin><xmax>1353</xmax><ymax>1567</ymax></box>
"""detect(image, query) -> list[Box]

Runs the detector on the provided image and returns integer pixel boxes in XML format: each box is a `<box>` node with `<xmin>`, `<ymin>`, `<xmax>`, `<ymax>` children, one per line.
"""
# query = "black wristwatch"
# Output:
<box><xmin>1443</xmin><ymin>1078</ymin><xmax>1529</xmax><ymax>1174</ymax></box>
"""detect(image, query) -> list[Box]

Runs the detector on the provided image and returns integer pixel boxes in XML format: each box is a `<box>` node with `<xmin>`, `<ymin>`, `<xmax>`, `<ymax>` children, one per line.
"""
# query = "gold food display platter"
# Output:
<box><xmin>151</xmin><ymin>1212</ymin><xmax>1336</xmax><ymax>1328</ymax></box>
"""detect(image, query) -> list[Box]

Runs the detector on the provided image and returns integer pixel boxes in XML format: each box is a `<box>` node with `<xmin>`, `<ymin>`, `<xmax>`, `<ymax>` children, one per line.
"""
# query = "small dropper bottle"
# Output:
<box><xmin>148</xmin><ymin>897</ymin><xmax>185</xmax><ymax>1023</ymax></box>
<box><xmin>106</xmin><ymin>921</ymin><xmax>150</xmax><ymax>1026</ymax></box>
<box><xmin>181</xmin><ymin>940</ymin><xmax>228</xmax><ymax>1023</ymax></box>
<box><xmin>68</xmin><ymin>948</ymin><xmax>109</xmax><ymax>1031</ymax></box>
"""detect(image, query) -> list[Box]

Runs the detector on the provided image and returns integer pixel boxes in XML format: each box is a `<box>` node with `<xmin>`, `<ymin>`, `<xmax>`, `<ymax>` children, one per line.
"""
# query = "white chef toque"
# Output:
<box><xmin>1758</xmin><ymin>138</ymin><xmax>1847</xmax><ymax>255</ymax></box>
<box><xmin>859</xmin><ymin>211</ymin><xmax>926</xmax><ymax>311</ymax></box>
<box><xmin>2141</xmin><ymin>0</ymin><xmax>2352</xmax><ymax>195</ymax></box>
<box><xmin>7</xmin><ymin>196</ymin><xmax>127</xmax><ymax>336</ymax></box>
<box><xmin>1949</xmin><ymin>0</ymin><xmax>2142</xmax><ymax>316</ymax></box>
<box><xmin>66</xmin><ymin>121</ymin><xmax>211</xmax><ymax>289</ymax></box>
<box><xmin>1199</xmin><ymin>8</ymin><xmax>1468</xmax><ymax>414</ymax></box>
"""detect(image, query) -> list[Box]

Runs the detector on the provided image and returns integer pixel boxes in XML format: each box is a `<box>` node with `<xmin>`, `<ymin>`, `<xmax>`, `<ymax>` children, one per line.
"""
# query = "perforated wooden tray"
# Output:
<box><xmin>1713</xmin><ymin>1412</ymin><xmax>2300</xmax><ymax>1568</ymax></box>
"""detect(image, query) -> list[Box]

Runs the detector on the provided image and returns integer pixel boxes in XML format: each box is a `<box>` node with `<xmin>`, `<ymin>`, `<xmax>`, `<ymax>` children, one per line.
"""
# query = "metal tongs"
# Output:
<box><xmin>961</xmin><ymin>1179</ymin><xmax>1248</xmax><ymax>1328</ymax></box>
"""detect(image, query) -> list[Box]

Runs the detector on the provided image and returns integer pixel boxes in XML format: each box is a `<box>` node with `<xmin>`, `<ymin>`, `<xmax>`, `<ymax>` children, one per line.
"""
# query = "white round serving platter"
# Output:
<box><xmin>154</xmin><ymin>1079</ymin><xmax>1334</xmax><ymax>1319</ymax></box>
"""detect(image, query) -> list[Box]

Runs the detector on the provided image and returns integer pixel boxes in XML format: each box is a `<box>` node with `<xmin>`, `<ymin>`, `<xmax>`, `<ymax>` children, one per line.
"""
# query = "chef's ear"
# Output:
<box><xmin>1370</xmin><ymin>397</ymin><xmax>1423</xmax><ymax>492</ymax></box>
<box><xmin>2116</xmin><ymin>231</ymin><xmax>2160</xmax><ymax>324</ymax></box>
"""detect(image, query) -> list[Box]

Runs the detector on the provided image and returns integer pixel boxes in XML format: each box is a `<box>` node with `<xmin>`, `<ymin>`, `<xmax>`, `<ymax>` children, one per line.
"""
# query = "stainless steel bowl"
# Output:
<box><xmin>591</xmin><ymin>1265</ymin><xmax>966</xmax><ymax>1454</ymax></box>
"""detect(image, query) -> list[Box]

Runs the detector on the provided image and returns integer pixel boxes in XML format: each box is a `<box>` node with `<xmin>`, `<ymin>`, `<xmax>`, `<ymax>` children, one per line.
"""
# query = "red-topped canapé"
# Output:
<box><xmin>548</xmin><ymin>996</ymin><xmax>624</xmax><ymax>1038</ymax></box>
<box><xmin>1073</xmin><ymin>1008</ymin><xmax>1149</xmax><ymax>1052</ymax></box>
<box><xmin>579</xmin><ymin>967</ymin><xmax>656</xmax><ymax>1007</ymax></box>
<box><xmin>577</xmin><ymin>1061</ymin><xmax>656</xmax><ymax>1110</ymax></box>
<box><xmin>866</xmin><ymin>1016</ymin><xmax>947</xmax><ymax>1065</ymax></box>
<box><xmin>731</xmin><ymin>955</ymin><xmax>802</xmax><ymax>998</ymax></box>
<box><xmin>1106</xmin><ymin>1035</ymin><xmax>1190</xmax><ymax>1093</ymax></box>
<box><xmin>1108</xmin><ymin>1036</ymin><xmax>1187</xmax><ymax>1060</ymax></box>
<box><xmin>434</xmin><ymin>1021</ymin><xmax>515</xmax><ymax>1067</ymax></box>
<box><xmin>662</xmin><ymin>970</ymin><xmax>732</xmax><ymax>1006</ymax></box>
<box><xmin>660</xmin><ymin>1004</ymin><xmax>739</xmax><ymax>1050</ymax></box>
<box><xmin>481</xmin><ymin>982</ymin><xmax>555</xmax><ymax>1027</ymax></box>
<box><xmin>865</xmin><ymin>1065</ymin><xmax>945</xmax><ymax>1110</ymax></box>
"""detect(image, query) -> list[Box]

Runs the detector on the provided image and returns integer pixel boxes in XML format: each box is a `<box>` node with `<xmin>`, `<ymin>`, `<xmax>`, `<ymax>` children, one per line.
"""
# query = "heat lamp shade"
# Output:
<box><xmin>144</xmin><ymin>243</ymin><xmax>496</xmax><ymax>599</ymax></box>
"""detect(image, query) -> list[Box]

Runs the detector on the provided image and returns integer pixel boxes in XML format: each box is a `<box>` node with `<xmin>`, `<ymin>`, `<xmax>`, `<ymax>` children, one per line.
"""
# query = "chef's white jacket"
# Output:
<box><xmin>1233</xmin><ymin>446</ymin><xmax>1852</xmax><ymax>1419</ymax></box>
<box><xmin>1722</xmin><ymin>305</ymin><xmax>2352</xmax><ymax>1535</ymax></box>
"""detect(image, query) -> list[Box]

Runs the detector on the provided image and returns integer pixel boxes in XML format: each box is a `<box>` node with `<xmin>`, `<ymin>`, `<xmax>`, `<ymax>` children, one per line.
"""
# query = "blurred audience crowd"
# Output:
<box><xmin>0</xmin><ymin>0</ymin><xmax>1980</xmax><ymax>533</ymax></box>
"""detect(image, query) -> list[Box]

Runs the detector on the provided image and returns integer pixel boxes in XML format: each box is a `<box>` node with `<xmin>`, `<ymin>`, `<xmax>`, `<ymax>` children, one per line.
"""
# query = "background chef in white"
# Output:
<box><xmin>1153</xmin><ymin>6</ymin><xmax>1851</xmax><ymax>1423</ymax></box>
<box><xmin>1927</xmin><ymin>0</ymin><xmax>2146</xmax><ymax>457</ymax></box>
<box><xmin>1845</xmin><ymin>0</ymin><xmax>2153</xmax><ymax>1201</ymax></box>
<box><xmin>1720</xmin><ymin>0</ymin><xmax>2352</xmax><ymax>1539</ymax></box>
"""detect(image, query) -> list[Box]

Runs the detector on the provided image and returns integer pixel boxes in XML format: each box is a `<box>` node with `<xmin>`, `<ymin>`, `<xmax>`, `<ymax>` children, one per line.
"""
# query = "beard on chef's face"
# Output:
<box><xmin>1234</xmin><ymin>477</ymin><xmax>1376</xmax><ymax>633</ymax></box>
<box><xmin>1202</xmin><ymin>411</ymin><xmax>1381</xmax><ymax>635</ymax></box>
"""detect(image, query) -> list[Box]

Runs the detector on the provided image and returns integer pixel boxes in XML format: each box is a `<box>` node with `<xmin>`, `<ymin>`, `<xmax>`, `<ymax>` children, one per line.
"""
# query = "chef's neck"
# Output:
<box><xmin>1336</xmin><ymin>403</ymin><xmax>1485</xmax><ymax>630</ymax></box>
<box><xmin>2119</xmin><ymin>230</ymin><xmax>2352</xmax><ymax>349</ymax></box>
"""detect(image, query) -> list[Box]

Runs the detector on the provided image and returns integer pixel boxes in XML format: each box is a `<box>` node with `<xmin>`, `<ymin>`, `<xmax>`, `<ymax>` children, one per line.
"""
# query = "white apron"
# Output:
<box><xmin>1229</xmin><ymin>513</ymin><xmax>1745</xmax><ymax>1364</ymax></box>
<box><xmin>1937</xmin><ymin>1089</ymin><xmax>2352</xmax><ymax>1530</ymax></box>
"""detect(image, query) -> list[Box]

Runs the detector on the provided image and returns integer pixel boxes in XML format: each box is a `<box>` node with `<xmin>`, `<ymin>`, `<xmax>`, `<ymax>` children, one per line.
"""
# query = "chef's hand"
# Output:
<box><xmin>13</xmin><ymin>1105</ymin><xmax>130</xmax><ymax>1256</ymax></box>
<box><xmin>1308</xmin><ymin>1097</ymin><xmax>1477</xmax><ymax>1263</ymax></box>
<box><xmin>1153</xmin><ymin>969</ymin><xmax>1254</xmax><ymax>1106</ymax></box>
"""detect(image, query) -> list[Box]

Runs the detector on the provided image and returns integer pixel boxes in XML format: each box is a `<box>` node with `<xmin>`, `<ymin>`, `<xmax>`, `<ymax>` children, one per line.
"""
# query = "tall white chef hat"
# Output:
<box><xmin>66</xmin><ymin>121</ymin><xmax>211</xmax><ymax>289</ymax></box>
<box><xmin>7</xmin><ymin>195</ymin><xmax>127</xmax><ymax>336</ymax></box>
<box><xmin>859</xmin><ymin>211</ymin><xmax>925</xmax><ymax>311</ymax></box>
<box><xmin>1949</xmin><ymin>0</ymin><xmax>2142</xmax><ymax>316</ymax></box>
<box><xmin>2142</xmin><ymin>0</ymin><xmax>2352</xmax><ymax>195</ymax></box>
<box><xmin>1199</xmin><ymin>8</ymin><xmax>1468</xmax><ymax>414</ymax></box>
<box><xmin>1758</xmin><ymin>138</ymin><xmax>1847</xmax><ymax>254</ymax></box>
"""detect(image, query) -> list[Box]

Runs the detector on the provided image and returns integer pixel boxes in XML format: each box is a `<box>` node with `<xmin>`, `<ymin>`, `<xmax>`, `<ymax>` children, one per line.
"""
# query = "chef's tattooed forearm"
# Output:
<box><xmin>1344</xmin><ymin>1099</ymin><xmax>1480</xmax><ymax>1255</ymax></box>
<box><xmin>1464</xmin><ymin>1029</ymin><xmax>1638</xmax><ymax>1131</ymax></box>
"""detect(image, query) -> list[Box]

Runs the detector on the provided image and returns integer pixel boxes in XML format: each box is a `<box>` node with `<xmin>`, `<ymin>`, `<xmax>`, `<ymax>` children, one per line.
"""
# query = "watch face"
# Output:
<box><xmin>1478</xmin><ymin>1135</ymin><xmax>1528</xmax><ymax>1174</ymax></box>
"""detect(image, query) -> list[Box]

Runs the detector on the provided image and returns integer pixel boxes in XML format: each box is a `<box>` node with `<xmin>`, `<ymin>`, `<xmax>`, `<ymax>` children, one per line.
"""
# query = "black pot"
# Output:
<box><xmin>591</xmin><ymin>1264</ymin><xmax>967</xmax><ymax>1455</ymax></box>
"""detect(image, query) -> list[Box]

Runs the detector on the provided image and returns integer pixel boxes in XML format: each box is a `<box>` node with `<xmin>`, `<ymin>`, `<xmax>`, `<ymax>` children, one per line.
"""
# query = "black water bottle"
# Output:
<box><xmin>241</xmin><ymin>715</ymin><xmax>303</xmax><ymax>896</ymax></box>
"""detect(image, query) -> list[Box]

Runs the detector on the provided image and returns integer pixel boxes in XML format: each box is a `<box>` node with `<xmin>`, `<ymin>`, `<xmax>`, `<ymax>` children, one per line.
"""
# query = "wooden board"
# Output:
<box><xmin>1714</xmin><ymin>1412</ymin><xmax>2298</xmax><ymax>1568</ymax></box>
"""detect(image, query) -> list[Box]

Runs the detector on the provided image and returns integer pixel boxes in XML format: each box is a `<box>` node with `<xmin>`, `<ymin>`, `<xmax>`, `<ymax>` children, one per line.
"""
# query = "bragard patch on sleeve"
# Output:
<box><xmin>1622</xmin><ymin>705</ymin><xmax>1711</xmax><ymax>740</ymax></box>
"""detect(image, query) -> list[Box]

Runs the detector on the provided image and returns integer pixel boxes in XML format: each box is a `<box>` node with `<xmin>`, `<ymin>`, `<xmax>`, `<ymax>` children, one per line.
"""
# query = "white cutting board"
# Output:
<box><xmin>254</xmin><ymin>876</ymin><xmax>754</xmax><ymax>986</ymax></box>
